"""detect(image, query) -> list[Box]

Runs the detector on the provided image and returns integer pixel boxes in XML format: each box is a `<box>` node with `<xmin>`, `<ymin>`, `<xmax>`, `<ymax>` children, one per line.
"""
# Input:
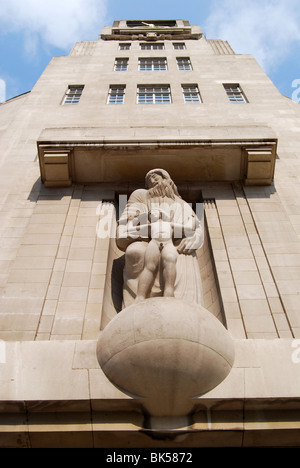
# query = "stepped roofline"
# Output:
<box><xmin>100</xmin><ymin>19</ymin><xmax>202</xmax><ymax>41</ymax></box>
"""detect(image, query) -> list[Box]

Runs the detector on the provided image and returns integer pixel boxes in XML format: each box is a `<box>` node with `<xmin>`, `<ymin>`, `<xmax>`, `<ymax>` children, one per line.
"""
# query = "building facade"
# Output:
<box><xmin>0</xmin><ymin>19</ymin><xmax>300</xmax><ymax>447</ymax></box>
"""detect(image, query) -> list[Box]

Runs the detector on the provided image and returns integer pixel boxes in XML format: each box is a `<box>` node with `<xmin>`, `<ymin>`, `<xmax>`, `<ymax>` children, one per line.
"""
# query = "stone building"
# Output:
<box><xmin>0</xmin><ymin>19</ymin><xmax>300</xmax><ymax>448</ymax></box>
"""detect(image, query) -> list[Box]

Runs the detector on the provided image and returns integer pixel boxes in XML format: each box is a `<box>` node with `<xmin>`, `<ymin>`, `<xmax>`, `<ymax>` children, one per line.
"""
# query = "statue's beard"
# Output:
<box><xmin>147</xmin><ymin>179</ymin><xmax>177</xmax><ymax>200</ymax></box>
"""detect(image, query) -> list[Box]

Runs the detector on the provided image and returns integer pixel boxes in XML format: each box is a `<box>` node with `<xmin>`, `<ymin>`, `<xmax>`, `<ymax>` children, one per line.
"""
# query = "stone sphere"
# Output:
<box><xmin>97</xmin><ymin>298</ymin><xmax>235</xmax><ymax>417</ymax></box>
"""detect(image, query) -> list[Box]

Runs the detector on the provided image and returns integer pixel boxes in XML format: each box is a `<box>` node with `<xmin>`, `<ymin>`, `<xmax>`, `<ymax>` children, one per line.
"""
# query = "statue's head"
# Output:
<box><xmin>145</xmin><ymin>169</ymin><xmax>181</xmax><ymax>200</ymax></box>
<box><xmin>145</xmin><ymin>169</ymin><xmax>171</xmax><ymax>189</ymax></box>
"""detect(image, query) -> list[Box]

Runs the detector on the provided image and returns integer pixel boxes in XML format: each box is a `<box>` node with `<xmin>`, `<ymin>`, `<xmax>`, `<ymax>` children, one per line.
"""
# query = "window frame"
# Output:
<box><xmin>137</xmin><ymin>85</ymin><xmax>172</xmax><ymax>104</ymax></box>
<box><xmin>139</xmin><ymin>57</ymin><xmax>168</xmax><ymax>71</ymax></box>
<box><xmin>63</xmin><ymin>85</ymin><xmax>84</xmax><ymax>105</ymax></box>
<box><xmin>173</xmin><ymin>42</ymin><xmax>186</xmax><ymax>50</ymax></box>
<box><xmin>176</xmin><ymin>57</ymin><xmax>192</xmax><ymax>71</ymax></box>
<box><xmin>107</xmin><ymin>85</ymin><xmax>126</xmax><ymax>105</ymax></box>
<box><xmin>182</xmin><ymin>84</ymin><xmax>201</xmax><ymax>104</ymax></box>
<box><xmin>119</xmin><ymin>43</ymin><xmax>131</xmax><ymax>51</ymax></box>
<box><xmin>140</xmin><ymin>43</ymin><xmax>165</xmax><ymax>50</ymax></box>
<box><xmin>223</xmin><ymin>83</ymin><xmax>248</xmax><ymax>103</ymax></box>
<box><xmin>114</xmin><ymin>57</ymin><xmax>129</xmax><ymax>71</ymax></box>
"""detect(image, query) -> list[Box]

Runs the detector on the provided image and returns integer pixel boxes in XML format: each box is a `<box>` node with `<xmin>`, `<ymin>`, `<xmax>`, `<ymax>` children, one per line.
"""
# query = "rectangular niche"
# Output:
<box><xmin>100</xmin><ymin>196</ymin><xmax>226</xmax><ymax>330</ymax></box>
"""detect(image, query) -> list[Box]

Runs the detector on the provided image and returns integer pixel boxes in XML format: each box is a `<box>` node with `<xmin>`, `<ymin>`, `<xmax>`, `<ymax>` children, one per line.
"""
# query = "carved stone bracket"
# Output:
<box><xmin>244</xmin><ymin>146</ymin><xmax>276</xmax><ymax>186</ymax></box>
<box><xmin>39</xmin><ymin>149</ymin><xmax>72</xmax><ymax>188</ymax></box>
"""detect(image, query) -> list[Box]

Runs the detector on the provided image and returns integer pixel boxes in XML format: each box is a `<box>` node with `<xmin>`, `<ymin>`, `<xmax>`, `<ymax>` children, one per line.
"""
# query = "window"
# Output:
<box><xmin>108</xmin><ymin>85</ymin><xmax>126</xmax><ymax>104</ymax></box>
<box><xmin>63</xmin><ymin>85</ymin><xmax>84</xmax><ymax>105</ymax></box>
<box><xmin>137</xmin><ymin>85</ymin><xmax>171</xmax><ymax>104</ymax></box>
<box><xmin>114</xmin><ymin>58</ymin><xmax>129</xmax><ymax>71</ymax></box>
<box><xmin>140</xmin><ymin>43</ymin><xmax>165</xmax><ymax>50</ymax></box>
<box><xmin>224</xmin><ymin>84</ymin><xmax>247</xmax><ymax>103</ymax></box>
<box><xmin>173</xmin><ymin>43</ymin><xmax>186</xmax><ymax>50</ymax></box>
<box><xmin>177</xmin><ymin>57</ymin><xmax>192</xmax><ymax>71</ymax></box>
<box><xmin>182</xmin><ymin>85</ymin><xmax>201</xmax><ymax>103</ymax></box>
<box><xmin>139</xmin><ymin>58</ymin><xmax>167</xmax><ymax>71</ymax></box>
<box><xmin>119</xmin><ymin>43</ymin><xmax>131</xmax><ymax>50</ymax></box>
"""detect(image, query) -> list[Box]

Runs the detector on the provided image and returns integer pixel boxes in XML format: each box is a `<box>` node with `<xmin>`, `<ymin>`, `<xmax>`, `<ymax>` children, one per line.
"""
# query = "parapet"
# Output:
<box><xmin>100</xmin><ymin>19</ymin><xmax>202</xmax><ymax>41</ymax></box>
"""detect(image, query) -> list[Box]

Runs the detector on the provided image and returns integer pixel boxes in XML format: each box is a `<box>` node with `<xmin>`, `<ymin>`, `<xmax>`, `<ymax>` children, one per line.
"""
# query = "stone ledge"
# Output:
<box><xmin>37</xmin><ymin>125</ymin><xmax>277</xmax><ymax>144</ymax></box>
<box><xmin>0</xmin><ymin>338</ymin><xmax>300</xmax><ymax>446</ymax></box>
<box><xmin>1</xmin><ymin>406</ymin><xmax>300</xmax><ymax>448</ymax></box>
<box><xmin>0</xmin><ymin>339</ymin><xmax>299</xmax><ymax>407</ymax></box>
<box><xmin>37</xmin><ymin>127</ymin><xmax>277</xmax><ymax>186</ymax></box>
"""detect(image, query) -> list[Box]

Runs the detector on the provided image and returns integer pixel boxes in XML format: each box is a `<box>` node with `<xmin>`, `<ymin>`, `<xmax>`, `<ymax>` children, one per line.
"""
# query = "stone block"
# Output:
<box><xmin>243</xmin><ymin>314</ymin><xmax>277</xmax><ymax>335</ymax></box>
<box><xmin>65</xmin><ymin>260</ymin><xmax>93</xmax><ymax>273</ymax></box>
<box><xmin>59</xmin><ymin>286</ymin><xmax>89</xmax><ymax>302</ymax></box>
<box><xmin>62</xmin><ymin>272</ymin><xmax>91</xmax><ymax>287</ymax></box>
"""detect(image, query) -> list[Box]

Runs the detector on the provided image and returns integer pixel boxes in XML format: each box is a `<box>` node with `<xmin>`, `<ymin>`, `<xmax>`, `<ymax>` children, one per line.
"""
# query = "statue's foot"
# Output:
<box><xmin>134</xmin><ymin>296</ymin><xmax>145</xmax><ymax>304</ymax></box>
<box><xmin>163</xmin><ymin>289</ymin><xmax>175</xmax><ymax>298</ymax></box>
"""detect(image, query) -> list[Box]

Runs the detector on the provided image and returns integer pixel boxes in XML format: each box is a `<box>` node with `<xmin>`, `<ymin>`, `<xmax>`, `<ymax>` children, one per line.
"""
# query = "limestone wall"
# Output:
<box><xmin>0</xmin><ymin>29</ymin><xmax>300</xmax><ymax>446</ymax></box>
<box><xmin>0</xmin><ymin>34</ymin><xmax>299</xmax><ymax>340</ymax></box>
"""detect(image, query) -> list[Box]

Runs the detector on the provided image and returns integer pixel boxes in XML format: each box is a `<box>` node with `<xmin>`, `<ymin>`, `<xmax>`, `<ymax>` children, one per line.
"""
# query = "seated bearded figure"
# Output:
<box><xmin>116</xmin><ymin>169</ymin><xmax>204</xmax><ymax>307</ymax></box>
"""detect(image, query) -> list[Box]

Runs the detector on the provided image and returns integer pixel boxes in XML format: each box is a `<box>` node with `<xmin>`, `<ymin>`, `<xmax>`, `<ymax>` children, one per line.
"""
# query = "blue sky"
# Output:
<box><xmin>0</xmin><ymin>0</ymin><xmax>300</xmax><ymax>102</ymax></box>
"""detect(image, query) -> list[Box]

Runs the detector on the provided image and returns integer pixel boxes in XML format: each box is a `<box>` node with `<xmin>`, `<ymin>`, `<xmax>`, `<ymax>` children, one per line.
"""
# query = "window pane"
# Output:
<box><xmin>140</xmin><ymin>43</ymin><xmax>164</xmax><ymax>50</ymax></box>
<box><xmin>139</xmin><ymin>58</ymin><xmax>167</xmax><ymax>71</ymax></box>
<box><xmin>224</xmin><ymin>84</ymin><xmax>247</xmax><ymax>103</ymax></box>
<box><xmin>138</xmin><ymin>85</ymin><xmax>171</xmax><ymax>104</ymax></box>
<box><xmin>63</xmin><ymin>86</ymin><xmax>84</xmax><ymax>105</ymax></box>
<box><xmin>182</xmin><ymin>85</ymin><xmax>201</xmax><ymax>103</ymax></box>
<box><xmin>173</xmin><ymin>43</ymin><xmax>186</xmax><ymax>50</ymax></box>
<box><xmin>108</xmin><ymin>85</ymin><xmax>125</xmax><ymax>104</ymax></box>
<box><xmin>177</xmin><ymin>57</ymin><xmax>192</xmax><ymax>70</ymax></box>
<box><xmin>115</xmin><ymin>58</ymin><xmax>128</xmax><ymax>71</ymax></box>
<box><xmin>119</xmin><ymin>43</ymin><xmax>131</xmax><ymax>50</ymax></box>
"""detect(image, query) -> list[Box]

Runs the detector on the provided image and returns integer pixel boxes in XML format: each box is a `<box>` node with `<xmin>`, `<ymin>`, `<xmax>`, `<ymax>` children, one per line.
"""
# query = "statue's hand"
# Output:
<box><xmin>150</xmin><ymin>208</ymin><xmax>171</xmax><ymax>222</ymax></box>
<box><xmin>177</xmin><ymin>231</ymin><xmax>204</xmax><ymax>255</ymax></box>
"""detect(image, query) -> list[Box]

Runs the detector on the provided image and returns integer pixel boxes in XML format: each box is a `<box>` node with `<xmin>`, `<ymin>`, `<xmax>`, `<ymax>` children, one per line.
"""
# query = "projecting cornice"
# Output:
<box><xmin>37</xmin><ymin>126</ymin><xmax>277</xmax><ymax>187</ymax></box>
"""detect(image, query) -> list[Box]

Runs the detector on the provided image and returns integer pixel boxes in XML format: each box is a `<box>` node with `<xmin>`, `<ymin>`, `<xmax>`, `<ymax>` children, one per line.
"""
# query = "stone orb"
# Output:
<box><xmin>97</xmin><ymin>298</ymin><xmax>235</xmax><ymax>417</ymax></box>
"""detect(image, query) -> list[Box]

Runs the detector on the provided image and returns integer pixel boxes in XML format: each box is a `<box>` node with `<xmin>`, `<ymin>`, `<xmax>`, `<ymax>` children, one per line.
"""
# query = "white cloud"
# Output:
<box><xmin>204</xmin><ymin>0</ymin><xmax>300</xmax><ymax>71</ymax></box>
<box><xmin>0</xmin><ymin>0</ymin><xmax>108</xmax><ymax>53</ymax></box>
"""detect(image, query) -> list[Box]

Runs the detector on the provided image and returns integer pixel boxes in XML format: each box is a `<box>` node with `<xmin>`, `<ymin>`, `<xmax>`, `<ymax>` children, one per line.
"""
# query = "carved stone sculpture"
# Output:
<box><xmin>97</xmin><ymin>169</ymin><xmax>235</xmax><ymax>428</ymax></box>
<box><xmin>116</xmin><ymin>169</ymin><xmax>204</xmax><ymax>307</ymax></box>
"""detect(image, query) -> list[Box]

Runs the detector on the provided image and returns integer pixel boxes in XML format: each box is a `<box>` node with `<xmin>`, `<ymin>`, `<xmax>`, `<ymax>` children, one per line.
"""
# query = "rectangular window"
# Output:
<box><xmin>177</xmin><ymin>57</ymin><xmax>192</xmax><ymax>71</ymax></box>
<box><xmin>63</xmin><ymin>85</ymin><xmax>84</xmax><ymax>105</ymax></box>
<box><xmin>139</xmin><ymin>58</ymin><xmax>167</xmax><ymax>71</ymax></box>
<box><xmin>137</xmin><ymin>85</ymin><xmax>171</xmax><ymax>104</ymax></box>
<box><xmin>108</xmin><ymin>85</ymin><xmax>126</xmax><ymax>104</ymax></box>
<box><xmin>173</xmin><ymin>43</ymin><xmax>186</xmax><ymax>50</ymax></box>
<box><xmin>224</xmin><ymin>84</ymin><xmax>247</xmax><ymax>103</ymax></box>
<box><xmin>140</xmin><ymin>43</ymin><xmax>165</xmax><ymax>50</ymax></box>
<box><xmin>182</xmin><ymin>85</ymin><xmax>201</xmax><ymax>103</ymax></box>
<box><xmin>114</xmin><ymin>58</ymin><xmax>129</xmax><ymax>71</ymax></box>
<box><xmin>119</xmin><ymin>43</ymin><xmax>131</xmax><ymax>50</ymax></box>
